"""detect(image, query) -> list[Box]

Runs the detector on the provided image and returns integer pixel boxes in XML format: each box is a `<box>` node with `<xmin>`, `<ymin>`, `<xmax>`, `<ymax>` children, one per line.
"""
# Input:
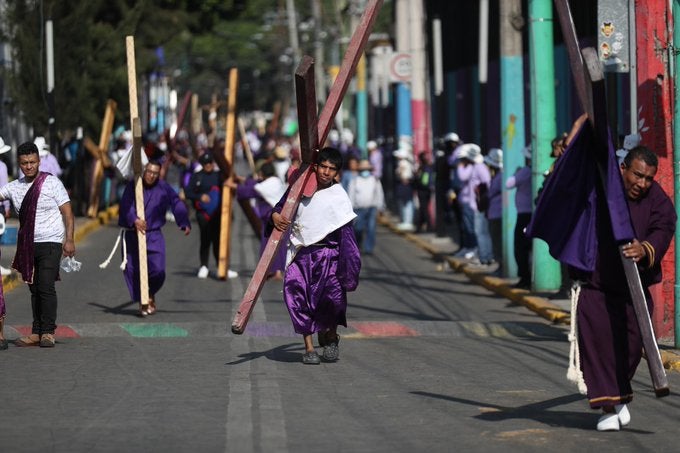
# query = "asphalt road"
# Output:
<box><xmin>1</xmin><ymin>197</ymin><xmax>680</xmax><ymax>452</ymax></box>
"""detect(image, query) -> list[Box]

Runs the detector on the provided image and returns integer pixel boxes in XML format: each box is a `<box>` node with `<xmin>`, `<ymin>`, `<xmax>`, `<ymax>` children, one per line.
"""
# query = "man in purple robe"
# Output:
<box><xmin>572</xmin><ymin>146</ymin><xmax>675</xmax><ymax>431</ymax></box>
<box><xmin>270</xmin><ymin>147</ymin><xmax>361</xmax><ymax>365</ymax></box>
<box><xmin>118</xmin><ymin>161</ymin><xmax>191</xmax><ymax>316</ymax></box>
<box><xmin>530</xmin><ymin>137</ymin><xmax>675</xmax><ymax>431</ymax></box>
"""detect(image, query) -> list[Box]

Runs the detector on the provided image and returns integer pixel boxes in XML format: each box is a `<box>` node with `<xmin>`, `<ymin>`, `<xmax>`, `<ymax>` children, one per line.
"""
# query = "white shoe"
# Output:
<box><xmin>227</xmin><ymin>269</ymin><xmax>239</xmax><ymax>279</ymax></box>
<box><xmin>0</xmin><ymin>266</ymin><xmax>11</xmax><ymax>276</ymax></box>
<box><xmin>597</xmin><ymin>413</ymin><xmax>620</xmax><ymax>431</ymax></box>
<box><xmin>197</xmin><ymin>266</ymin><xmax>209</xmax><ymax>279</ymax></box>
<box><xmin>615</xmin><ymin>404</ymin><xmax>630</xmax><ymax>426</ymax></box>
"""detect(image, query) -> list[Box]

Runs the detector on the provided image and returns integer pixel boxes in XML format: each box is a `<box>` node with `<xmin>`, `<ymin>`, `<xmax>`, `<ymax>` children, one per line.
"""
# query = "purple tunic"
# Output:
<box><xmin>118</xmin><ymin>179</ymin><xmax>191</xmax><ymax>302</ymax></box>
<box><xmin>271</xmin><ymin>186</ymin><xmax>361</xmax><ymax>336</ymax></box>
<box><xmin>575</xmin><ymin>182</ymin><xmax>676</xmax><ymax>408</ymax></box>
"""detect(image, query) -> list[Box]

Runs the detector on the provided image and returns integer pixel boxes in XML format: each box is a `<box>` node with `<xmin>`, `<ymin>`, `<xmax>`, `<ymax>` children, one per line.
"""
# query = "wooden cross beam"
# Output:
<box><xmin>85</xmin><ymin>99</ymin><xmax>117</xmax><ymax>218</ymax></box>
<box><xmin>126</xmin><ymin>35</ymin><xmax>150</xmax><ymax>308</ymax></box>
<box><xmin>554</xmin><ymin>0</ymin><xmax>669</xmax><ymax>397</ymax></box>
<box><xmin>231</xmin><ymin>0</ymin><xmax>384</xmax><ymax>334</ymax></box>
<box><xmin>160</xmin><ymin>90</ymin><xmax>192</xmax><ymax>181</ymax></box>
<box><xmin>217</xmin><ymin>68</ymin><xmax>239</xmax><ymax>279</ymax></box>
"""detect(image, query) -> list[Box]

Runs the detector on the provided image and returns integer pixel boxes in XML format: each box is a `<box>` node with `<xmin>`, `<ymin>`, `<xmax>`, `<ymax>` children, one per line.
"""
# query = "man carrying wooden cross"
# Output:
<box><xmin>528</xmin><ymin>127</ymin><xmax>676</xmax><ymax>431</ymax></box>
<box><xmin>118</xmin><ymin>160</ymin><xmax>191</xmax><ymax>316</ymax></box>
<box><xmin>269</xmin><ymin>147</ymin><xmax>361</xmax><ymax>364</ymax></box>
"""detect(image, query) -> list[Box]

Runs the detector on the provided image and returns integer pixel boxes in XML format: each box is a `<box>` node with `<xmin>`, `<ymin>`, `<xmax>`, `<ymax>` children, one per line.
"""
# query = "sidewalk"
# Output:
<box><xmin>378</xmin><ymin>215</ymin><xmax>680</xmax><ymax>371</ymax></box>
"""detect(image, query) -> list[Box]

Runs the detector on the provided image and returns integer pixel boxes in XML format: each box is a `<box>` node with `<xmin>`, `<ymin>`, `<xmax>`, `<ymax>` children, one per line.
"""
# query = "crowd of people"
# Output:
<box><xmin>0</xmin><ymin>115</ymin><xmax>675</xmax><ymax>433</ymax></box>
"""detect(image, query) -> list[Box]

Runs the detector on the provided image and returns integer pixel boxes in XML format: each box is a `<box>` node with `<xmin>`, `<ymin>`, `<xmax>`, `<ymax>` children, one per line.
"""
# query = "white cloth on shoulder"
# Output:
<box><xmin>286</xmin><ymin>183</ymin><xmax>356</xmax><ymax>266</ymax></box>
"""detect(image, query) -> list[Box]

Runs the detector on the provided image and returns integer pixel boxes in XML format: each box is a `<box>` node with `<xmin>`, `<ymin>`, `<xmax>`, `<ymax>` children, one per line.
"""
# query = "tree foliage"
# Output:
<box><xmin>1</xmin><ymin>0</ymin><xmax>393</xmax><ymax>139</ymax></box>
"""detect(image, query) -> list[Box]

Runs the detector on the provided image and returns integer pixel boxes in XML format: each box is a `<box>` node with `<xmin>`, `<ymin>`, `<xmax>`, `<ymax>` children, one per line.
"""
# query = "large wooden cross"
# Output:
<box><xmin>554</xmin><ymin>0</ymin><xmax>669</xmax><ymax>396</ymax></box>
<box><xmin>126</xmin><ymin>36</ymin><xmax>150</xmax><ymax>309</ymax></box>
<box><xmin>217</xmin><ymin>68</ymin><xmax>239</xmax><ymax>279</ymax></box>
<box><xmin>85</xmin><ymin>99</ymin><xmax>117</xmax><ymax>218</ymax></box>
<box><xmin>231</xmin><ymin>0</ymin><xmax>384</xmax><ymax>334</ymax></box>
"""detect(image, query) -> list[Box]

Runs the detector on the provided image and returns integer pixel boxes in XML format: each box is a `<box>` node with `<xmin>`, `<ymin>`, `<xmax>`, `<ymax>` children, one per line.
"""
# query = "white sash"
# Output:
<box><xmin>286</xmin><ymin>184</ymin><xmax>356</xmax><ymax>266</ymax></box>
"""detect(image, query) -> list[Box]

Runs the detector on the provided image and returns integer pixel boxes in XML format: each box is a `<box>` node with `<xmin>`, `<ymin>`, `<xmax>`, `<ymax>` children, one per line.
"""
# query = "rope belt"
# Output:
<box><xmin>566</xmin><ymin>280</ymin><xmax>588</xmax><ymax>395</ymax></box>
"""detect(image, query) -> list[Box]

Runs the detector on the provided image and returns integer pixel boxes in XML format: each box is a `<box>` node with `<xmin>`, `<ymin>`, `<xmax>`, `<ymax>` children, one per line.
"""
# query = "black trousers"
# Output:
<box><xmin>514</xmin><ymin>212</ymin><xmax>533</xmax><ymax>283</ymax></box>
<box><xmin>197</xmin><ymin>213</ymin><xmax>220</xmax><ymax>267</ymax></box>
<box><xmin>29</xmin><ymin>242</ymin><xmax>62</xmax><ymax>334</ymax></box>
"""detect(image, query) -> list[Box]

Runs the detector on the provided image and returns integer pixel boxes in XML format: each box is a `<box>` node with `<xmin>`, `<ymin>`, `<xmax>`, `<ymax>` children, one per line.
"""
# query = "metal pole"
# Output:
<box><xmin>433</xmin><ymin>18</ymin><xmax>443</xmax><ymax>97</ymax></box>
<box><xmin>352</xmin><ymin>1</ymin><xmax>368</xmax><ymax>153</ymax></box>
<box><xmin>479</xmin><ymin>0</ymin><xmax>489</xmax><ymax>152</ymax></box>
<box><xmin>395</xmin><ymin>0</ymin><xmax>412</xmax><ymax>142</ymax></box>
<box><xmin>408</xmin><ymin>0</ymin><xmax>431</xmax><ymax>156</ymax></box>
<box><xmin>529</xmin><ymin>0</ymin><xmax>560</xmax><ymax>291</ymax></box>
<box><xmin>312</xmin><ymin>0</ymin><xmax>325</xmax><ymax>108</ymax></box>
<box><xmin>46</xmin><ymin>20</ymin><xmax>57</xmax><ymax>159</ymax></box>
<box><xmin>499</xmin><ymin>0</ymin><xmax>524</xmax><ymax>278</ymax></box>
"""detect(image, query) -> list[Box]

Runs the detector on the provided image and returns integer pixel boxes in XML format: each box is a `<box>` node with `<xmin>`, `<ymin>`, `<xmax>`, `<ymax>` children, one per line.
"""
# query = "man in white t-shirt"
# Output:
<box><xmin>0</xmin><ymin>141</ymin><xmax>75</xmax><ymax>348</ymax></box>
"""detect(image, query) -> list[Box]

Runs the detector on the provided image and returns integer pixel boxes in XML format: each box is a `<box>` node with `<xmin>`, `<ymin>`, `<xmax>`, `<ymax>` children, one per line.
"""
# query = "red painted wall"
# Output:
<box><xmin>636</xmin><ymin>0</ymin><xmax>675</xmax><ymax>340</ymax></box>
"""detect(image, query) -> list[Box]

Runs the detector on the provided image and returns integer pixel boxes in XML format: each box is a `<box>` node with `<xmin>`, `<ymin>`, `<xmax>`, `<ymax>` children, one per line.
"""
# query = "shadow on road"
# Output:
<box><xmin>225</xmin><ymin>342</ymin><xmax>303</xmax><ymax>365</ymax></box>
<box><xmin>409</xmin><ymin>391</ymin><xmax>657</xmax><ymax>432</ymax></box>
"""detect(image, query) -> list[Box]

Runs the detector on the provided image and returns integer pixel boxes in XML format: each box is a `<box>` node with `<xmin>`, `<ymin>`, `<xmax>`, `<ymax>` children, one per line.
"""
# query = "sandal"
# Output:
<box><xmin>322</xmin><ymin>335</ymin><xmax>340</xmax><ymax>361</ymax></box>
<box><xmin>147</xmin><ymin>297</ymin><xmax>157</xmax><ymax>315</ymax></box>
<box><xmin>302</xmin><ymin>351</ymin><xmax>321</xmax><ymax>365</ymax></box>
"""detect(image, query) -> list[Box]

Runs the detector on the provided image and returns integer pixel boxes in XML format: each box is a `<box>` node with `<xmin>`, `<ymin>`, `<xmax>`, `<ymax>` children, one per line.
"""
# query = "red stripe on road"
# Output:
<box><xmin>14</xmin><ymin>325</ymin><xmax>80</xmax><ymax>338</ymax></box>
<box><xmin>350</xmin><ymin>321</ymin><xmax>418</xmax><ymax>337</ymax></box>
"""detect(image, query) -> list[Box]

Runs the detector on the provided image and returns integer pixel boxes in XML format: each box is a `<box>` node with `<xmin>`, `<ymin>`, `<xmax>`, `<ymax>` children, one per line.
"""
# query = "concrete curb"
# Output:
<box><xmin>379</xmin><ymin>215</ymin><xmax>680</xmax><ymax>370</ymax></box>
<box><xmin>380</xmin><ymin>216</ymin><xmax>570</xmax><ymax>326</ymax></box>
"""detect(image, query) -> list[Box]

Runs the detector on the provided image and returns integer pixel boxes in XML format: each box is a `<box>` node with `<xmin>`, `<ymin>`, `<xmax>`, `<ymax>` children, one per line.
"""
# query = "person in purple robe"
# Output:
<box><xmin>231</xmin><ymin>161</ymin><xmax>287</xmax><ymax>280</ymax></box>
<box><xmin>571</xmin><ymin>146</ymin><xmax>676</xmax><ymax>431</ymax></box>
<box><xmin>269</xmin><ymin>147</ymin><xmax>361</xmax><ymax>365</ymax></box>
<box><xmin>529</xmin><ymin>135</ymin><xmax>676</xmax><ymax>431</ymax></box>
<box><xmin>118</xmin><ymin>161</ymin><xmax>191</xmax><ymax>317</ymax></box>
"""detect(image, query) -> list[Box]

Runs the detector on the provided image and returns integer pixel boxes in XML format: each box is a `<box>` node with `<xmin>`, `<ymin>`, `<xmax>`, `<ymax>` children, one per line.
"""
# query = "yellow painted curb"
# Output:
<box><xmin>387</xmin><ymin>219</ymin><xmax>680</xmax><ymax>370</ymax></box>
<box><xmin>3</xmin><ymin>205</ymin><xmax>120</xmax><ymax>294</ymax></box>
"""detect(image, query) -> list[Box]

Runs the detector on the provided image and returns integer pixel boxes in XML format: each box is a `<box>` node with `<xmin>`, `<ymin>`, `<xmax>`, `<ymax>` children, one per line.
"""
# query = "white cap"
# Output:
<box><xmin>34</xmin><ymin>136</ymin><xmax>50</xmax><ymax>156</ymax></box>
<box><xmin>341</xmin><ymin>128</ymin><xmax>354</xmax><ymax>145</ymax></box>
<box><xmin>458</xmin><ymin>143</ymin><xmax>483</xmax><ymax>164</ymax></box>
<box><xmin>484</xmin><ymin>148</ymin><xmax>503</xmax><ymax>169</ymax></box>
<box><xmin>366</xmin><ymin>140</ymin><xmax>377</xmax><ymax>150</ymax></box>
<box><xmin>0</xmin><ymin>136</ymin><xmax>10</xmax><ymax>155</ymax></box>
<box><xmin>444</xmin><ymin>132</ymin><xmax>460</xmax><ymax>143</ymax></box>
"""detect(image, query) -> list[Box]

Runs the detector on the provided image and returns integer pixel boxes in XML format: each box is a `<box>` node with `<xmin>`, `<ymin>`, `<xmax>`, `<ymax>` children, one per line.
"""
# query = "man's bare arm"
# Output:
<box><xmin>59</xmin><ymin>201</ymin><xmax>76</xmax><ymax>257</ymax></box>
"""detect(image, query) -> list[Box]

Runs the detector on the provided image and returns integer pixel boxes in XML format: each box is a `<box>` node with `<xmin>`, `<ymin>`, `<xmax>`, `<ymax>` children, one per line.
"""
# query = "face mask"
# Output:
<box><xmin>360</xmin><ymin>170</ymin><xmax>371</xmax><ymax>177</ymax></box>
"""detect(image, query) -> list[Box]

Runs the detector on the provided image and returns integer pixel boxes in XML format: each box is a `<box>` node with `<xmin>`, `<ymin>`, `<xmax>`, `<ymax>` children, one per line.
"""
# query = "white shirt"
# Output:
<box><xmin>347</xmin><ymin>174</ymin><xmax>385</xmax><ymax>210</ymax></box>
<box><xmin>0</xmin><ymin>175</ymin><xmax>70</xmax><ymax>243</ymax></box>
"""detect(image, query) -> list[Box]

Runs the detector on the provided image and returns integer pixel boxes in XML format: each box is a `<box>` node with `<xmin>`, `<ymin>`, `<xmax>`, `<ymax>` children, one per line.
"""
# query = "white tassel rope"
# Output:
<box><xmin>98</xmin><ymin>229</ymin><xmax>127</xmax><ymax>271</ymax></box>
<box><xmin>566</xmin><ymin>281</ymin><xmax>588</xmax><ymax>395</ymax></box>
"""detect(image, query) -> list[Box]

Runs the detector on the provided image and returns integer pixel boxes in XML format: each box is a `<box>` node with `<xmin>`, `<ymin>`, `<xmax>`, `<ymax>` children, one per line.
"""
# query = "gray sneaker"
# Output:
<box><xmin>302</xmin><ymin>351</ymin><xmax>321</xmax><ymax>365</ymax></box>
<box><xmin>322</xmin><ymin>336</ymin><xmax>340</xmax><ymax>361</ymax></box>
<box><xmin>39</xmin><ymin>333</ymin><xmax>55</xmax><ymax>348</ymax></box>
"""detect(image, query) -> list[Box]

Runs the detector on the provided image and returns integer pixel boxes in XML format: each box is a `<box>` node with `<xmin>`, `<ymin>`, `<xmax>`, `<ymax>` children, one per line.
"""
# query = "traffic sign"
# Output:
<box><xmin>389</xmin><ymin>52</ymin><xmax>412</xmax><ymax>82</ymax></box>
